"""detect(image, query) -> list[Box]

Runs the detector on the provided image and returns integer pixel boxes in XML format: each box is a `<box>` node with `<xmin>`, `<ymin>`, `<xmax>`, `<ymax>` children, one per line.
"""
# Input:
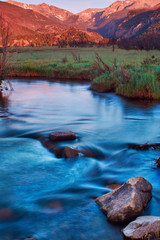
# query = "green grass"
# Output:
<box><xmin>8</xmin><ymin>46</ymin><xmax>160</xmax><ymax>66</ymax></box>
<box><xmin>91</xmin><ymin>64</ymin><xmax>160</xmax><ymax>99</ymax></box>
<box><xmin>6</xmin><ymin>46</ymin><xmax>160</xmax><ymax>99</ymax></box>
<box><xmin>116</xmin><ymin>70</ymin><xmax>160</xmax><ymax>99</ymax></box>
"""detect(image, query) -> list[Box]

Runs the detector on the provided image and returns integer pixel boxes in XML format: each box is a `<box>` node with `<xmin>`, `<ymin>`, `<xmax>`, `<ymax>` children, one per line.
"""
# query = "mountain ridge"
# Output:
<box><xmin>7</xmin><ymin>0</ymin><xmax>73</xmax><ymax>21</ymax></box>
<box><xmin>1</xmin><ymin>0</ymin><xmax>160</xmax><ymax>46</ymax></box>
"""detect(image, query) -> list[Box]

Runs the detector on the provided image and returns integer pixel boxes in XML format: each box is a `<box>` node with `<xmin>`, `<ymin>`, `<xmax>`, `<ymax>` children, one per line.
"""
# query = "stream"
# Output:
<box><xmin>0</xmin><ymin>79</ymin><xmax>160</xmax><ymax>240</ymax></box>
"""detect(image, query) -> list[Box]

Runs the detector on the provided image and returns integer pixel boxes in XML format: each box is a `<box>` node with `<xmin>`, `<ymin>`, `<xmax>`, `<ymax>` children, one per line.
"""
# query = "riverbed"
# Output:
<box><xmin>0</xmin><ymin>79</ymin><xmax>160</xmax><ymax>240</ymax></box>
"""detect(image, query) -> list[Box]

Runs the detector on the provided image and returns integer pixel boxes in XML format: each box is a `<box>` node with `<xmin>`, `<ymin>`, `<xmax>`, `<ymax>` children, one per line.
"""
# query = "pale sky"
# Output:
<box><xmin>5</xmin><ymin>0</ymin><xmax>117</xmax><ymax>13</ymax></box>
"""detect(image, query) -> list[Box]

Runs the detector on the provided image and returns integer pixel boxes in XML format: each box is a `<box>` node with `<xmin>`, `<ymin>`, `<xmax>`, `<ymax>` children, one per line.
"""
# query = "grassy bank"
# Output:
<box><xmin>91</xmin><ymin>58</ymin><xmax>160</xmax><ymax>99</ymax></box>
<box><xmin>6</xmin><ymin>46</ymin><xmax>160</xmax><ymax>99</ymax></box>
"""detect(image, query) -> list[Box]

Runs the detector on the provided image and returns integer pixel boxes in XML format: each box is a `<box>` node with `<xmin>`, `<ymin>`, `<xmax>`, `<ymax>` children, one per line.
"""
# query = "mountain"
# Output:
<box><xmin>0</xmin><ymin>1</ymin><xmax>102</xmax><ymax>46</ymax></box>
<box><xmin>116</xmin><ymin>4</ymin><xmax>160</xmax><ymax>40</ymax></box>
<box><xmin>65</xmin><ymin>0</ymin><xmax>160</xmax><ymax>31</ymax></box>
<box><xmin>92</xmin><ymin>2</ymin><xmax>160</xmax><ymax>39</ymax></box>
<box><xmin>0</xmin><ymin>1</ymin><xmax>67</xmax><ymax>34</ymax></box>
<box><xmin>1</xmin><ymin>0</ymin><xmax>160</xmax><ymax>46</ymax></box>
<box><xmin>7</xmin><ymin>0</ymin><xmax>73</xmax><ymax>21</ymax></box>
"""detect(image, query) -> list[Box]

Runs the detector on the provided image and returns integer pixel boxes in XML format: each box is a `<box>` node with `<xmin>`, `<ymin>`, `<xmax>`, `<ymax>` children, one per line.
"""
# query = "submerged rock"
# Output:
<box><xmin>64</xmin><ymin>147</ymin><xmax>79</xmax><ymax>158</ymax></box>
<box><xmin>75</xmin><ymin>145</ymin><xmax>105</xmax><ymax>159</ymax></box>
<box><xmin>0</xmin><ymin>208</ymin><xmax>14</xmax><ymax>221</ymax></box>
<box><xmin>96</xmin><ymin>176</ymin><xmax>152</xmax><ymax>222</ymax></box>
<box><xmin>49</xmin><ymin>131</ymin><xmax>77</xmax><ymax>142</ymax></box>
<box><xmin>64</xmin><ymin>145</ymin><xmax>105</xmax><ymax>159</ymax></box>
<box><xmin>122</xmin><ymin>216</ymin><xmax>160</xmax><ymax>239</ymax></box>
<box><xmin>18</xmin><ymin>238</ymin><xmax>36</xmax><ymax>240</ymax></box>
<box><xmin>40</xmin><ymin>138</ymin><xmax>64</xmax><ymax>158</ymax></box>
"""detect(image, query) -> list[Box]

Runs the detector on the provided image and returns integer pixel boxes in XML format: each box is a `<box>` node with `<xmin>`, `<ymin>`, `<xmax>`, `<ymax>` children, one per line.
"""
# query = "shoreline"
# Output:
<box><xmin>4</xmin><ymin>46</ymin><xmax>160</xmax><ymax>100</ymax></box>
<box><xmin>5</xmin><ymin>72</ymin><xmax>160</xmax><ymax>101</ymax></box>
<box><xmin>7</xmin><ymin>72</ymin><xmax>93</xmax><ymax>81</ymax></box>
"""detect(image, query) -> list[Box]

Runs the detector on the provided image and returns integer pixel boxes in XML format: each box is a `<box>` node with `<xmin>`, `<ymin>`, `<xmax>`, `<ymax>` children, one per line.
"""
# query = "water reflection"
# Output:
<box><xmin>0</xmin><ymin>91</ymin><xmax>11</xmax><ymax>117</ymax></box>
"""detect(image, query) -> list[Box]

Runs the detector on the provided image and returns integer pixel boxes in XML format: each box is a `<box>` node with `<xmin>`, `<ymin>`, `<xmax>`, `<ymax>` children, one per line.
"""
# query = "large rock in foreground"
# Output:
<box><xmin>96</xmin><ymin>177</ymin><xmax>152</xmax><ymax>222</ymax></box>
<box><xmin>122</xmin><ymin>216</ymin><xmax>160</xmax><ymax>239</ymax></box>
<box><xmin>49</xmin><ymin>131</ymin><xmax>77</xmax><ymax>142</ymax></box>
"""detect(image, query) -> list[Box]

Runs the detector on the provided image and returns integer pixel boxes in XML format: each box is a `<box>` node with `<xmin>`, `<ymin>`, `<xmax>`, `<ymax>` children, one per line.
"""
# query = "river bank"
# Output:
<box><xmin>6</xmin><ymin>46</ymin><xmax>160</xmax><ymax>100</ymax></box>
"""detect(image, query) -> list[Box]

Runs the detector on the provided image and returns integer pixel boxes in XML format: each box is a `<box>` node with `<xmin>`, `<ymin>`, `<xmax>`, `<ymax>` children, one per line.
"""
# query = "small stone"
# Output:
<box><xmin>96</xmin><ymin>176</ymin><xmax>152</xmax><ymax>222</ymax></box>
<box><xmin>64</xmin><ymin>147</ymin><xmax>79</xmax><ymax>158</ymax></box>
<box><xmin>49</xmin><ymin>131</ymin><xmax>76</xmax><ymax>142</ymax></box>
<box><xmin>122</xmin><ymin>216</ymin><xmax>160</xmax><ymax>239</ymax></box>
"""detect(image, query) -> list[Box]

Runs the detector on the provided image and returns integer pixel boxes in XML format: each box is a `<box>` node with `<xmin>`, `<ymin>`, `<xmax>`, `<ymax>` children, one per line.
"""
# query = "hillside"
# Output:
<box><xmin>1</xmin><ymin>0</ymin><xmax>160</xmax><ymax>46</ymax></box>
<box><xmin>7</xmin><ymin>0</ymin><xmax>73</xmax><ymax>21</ymax></box>
<box><xmin>0</xmin><ymin>1</ymin><xmax>66</xmax><ymax>34</ymax></box>
<box><xmin>66</xmin><ymin>0</ymin><xmax>160</xmax><ymax>33</ymax></box>
<box><xmin>89</xmin><ymin>1</ymin><xmax>160</xmax><ymax>39</ymax></box>
<box><xmin>0</xmin><ymin>1</ymin><xmax>101</xmax><ymax>46</ymax></box>
<box><xmin>114</xmin><ymin>4</ymin><xmax>160</xmax><ymax>39</ymax></box>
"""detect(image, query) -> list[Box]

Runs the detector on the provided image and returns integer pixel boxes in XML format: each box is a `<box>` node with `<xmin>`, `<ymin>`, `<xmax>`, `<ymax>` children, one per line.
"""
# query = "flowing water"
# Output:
<box><xmin>0</xmin><ymin>79</ymin><xmax>160</xmax><ymax>240</ymax></box>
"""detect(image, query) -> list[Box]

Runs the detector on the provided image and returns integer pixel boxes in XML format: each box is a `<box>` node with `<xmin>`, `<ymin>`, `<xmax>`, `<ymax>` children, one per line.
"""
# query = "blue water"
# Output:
<box><xmin>0</xmin><ymin>79</ymin><xmax>160</xmax><ymax>240</ymax></box>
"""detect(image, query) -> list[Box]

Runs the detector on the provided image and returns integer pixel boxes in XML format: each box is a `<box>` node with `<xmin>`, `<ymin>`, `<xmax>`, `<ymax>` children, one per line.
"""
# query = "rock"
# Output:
<box><xmin>129</xmin><ymin>143</ymin><xmax>160</xmax><ymax>151</ymax></box>
<box><xmin>18</xmin><ymin>238</ymin><xmax>36</xmax><ymax>240</ymax></box>
<box><xmin>64</xmin><ymin>147</ymin><xmax>79</xmax><ymax>158</ymax></box>
<box><xmin>47</xmin><ymin>201</ymin><xmax>63</xmax><ymax>213</ymax></box>
<box><xmin>122</xmin><ymin>216</ymin><xmax>160</xmax><ymax>239</ymax></box>
<box><xmin>76</xmin><ymin>145</ymin><xmax>105</xmax><ymax>159</ymax></box>
<box><xmin>156</xmin><ymin>157</ymin><xmax>160</xmax><ymax>168</ymax></box>
<box><xmin>49</xmin><ymin>131</ymin><xmax>77</xmax><ymax>142</ymax></box>
<box><xmin>40</xmin><ymin>138</ymin><xmax>64</xmax><ymax>158</ymax></box>
<box><xmin>64</xmin><ymin>145</ymin><xmax>105</xmax><ymax>159</ymax></box>
<box><xmin>106</xmin><ymin>184</ymin><xmax>121</xmax><ymax>190</ymax></box>
<box><xmin>0</xmin><ymin>208</ymin><xmax>14</xmax><ymax>221</ymax></box>
<box><xmin>96</xmin><ymin>176</ymin><xmax>152</xmax><ymax>222</ymax></box>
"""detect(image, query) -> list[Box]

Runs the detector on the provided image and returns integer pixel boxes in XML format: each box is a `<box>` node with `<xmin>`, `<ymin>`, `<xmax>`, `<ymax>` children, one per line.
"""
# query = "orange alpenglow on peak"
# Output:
<box><xmin>1</xmin><ymin>0</ymin><xmax>160</xmax><ymax>47</ymax></box>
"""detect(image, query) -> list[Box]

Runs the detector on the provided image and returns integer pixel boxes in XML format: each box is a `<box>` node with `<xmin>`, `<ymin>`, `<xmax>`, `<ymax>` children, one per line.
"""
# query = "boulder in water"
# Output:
<box><xmin>122</xmin><ymin>216</ymin><xmax>160</xmax><ymax>239</ymax></box>
<box><xmin>96</xmin><ymin>176</ymin><xmax>152</xmax><ymax>222</ymax></box>
<box><xmin>49</xmin><ymin>131</ymin><xmax>77</xmax><ymax>142</ymax></box>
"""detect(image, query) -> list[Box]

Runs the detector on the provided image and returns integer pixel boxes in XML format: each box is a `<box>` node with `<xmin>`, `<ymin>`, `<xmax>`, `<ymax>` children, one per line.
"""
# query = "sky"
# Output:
<box><xmin>6</xmin><ymin>0</ymin><xmax>117</xmax><ymax>13</ymax></box>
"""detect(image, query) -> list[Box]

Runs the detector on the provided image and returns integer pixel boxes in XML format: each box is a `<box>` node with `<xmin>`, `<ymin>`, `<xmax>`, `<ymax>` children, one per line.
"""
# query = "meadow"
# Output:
<box><xmin>7</xmin><ymin>46</ymin><xmax>160</xmax><ymax>99</ymax></box>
